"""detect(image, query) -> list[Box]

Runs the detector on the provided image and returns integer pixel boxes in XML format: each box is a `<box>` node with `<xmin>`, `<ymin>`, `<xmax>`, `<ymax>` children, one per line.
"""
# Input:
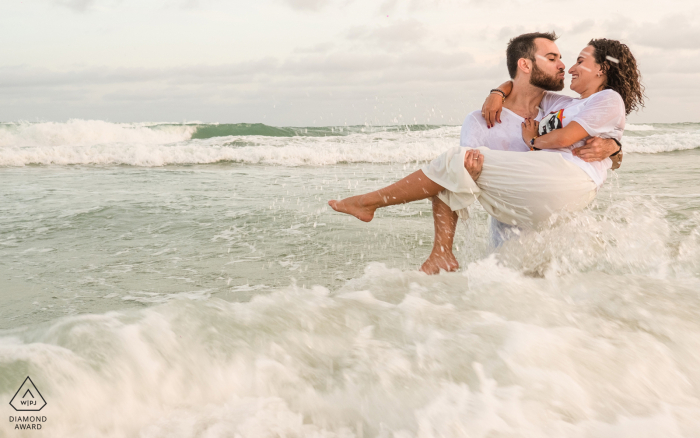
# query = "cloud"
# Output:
<box><xmin>281</xmin><ymin>0</ymin><xmax>332</xmax><ymax>11</ymax></box>
<box><xmin>54</xmin><ymin>0</ymin><xmax>97</xmax><ymax>11</ymax></box>
<box><xmin>293</xmin><ymin>42</ymin><xmax>335</xmax><ymax>54</ymax></box>
<box><xmin>568</xmin><ymin>19</ymin><xmax>595</xmax><ymax>35</ymax></box>
<box><xmin>0</xmin><ymin>47</ymin><xmax>480</xmax><ymax>92</ymax></box>
<box><xmin>50</xmin><ymin>0</ymin><xmax>219</xmax><ymax>12</ymax></box>
<box><xmin>378</xmin><ymin>0</ymin><xmax>450</xmax><ymax>14</ymax></box>
<box><xmin>491</xmin><ymin>20</ymin><xmax>610</xmax><ymax>45</ymax></box>
<box><xmin>0</xmin><ymin>51</ymin><xmax>492</xmax><ymax>125</ymax></box>
<box><xmin>592</xmin><ymin>14</ymin><xmax>700</xmax><ymax>50</ymax></box>
<box><xmin>346</xmin><ymin>20</ymin><xmax>428</xmax><ymax>49</ymax></box>
<box><xmin>494</xmin><ymin>25</ymin><xmax>565</xmax><ymax>43</ymax></box>
<box><xmin>379</xmin><ymin>0</ymin><xmax>399</xmax><ymax>14</ymax></box>
<box><xmin>629</xmin><ymin>15</ymin><xmax>700</xmax><ymax>50</ymax></box>
<box><xmin>0</xmin><ymin>47</ymin><xmax>484</xmax><ymax>123</ymax></box>
<box><xmin>8</xmin><ymin>1</ymin><xmax>700</xmax><ymax>124</ymax></box>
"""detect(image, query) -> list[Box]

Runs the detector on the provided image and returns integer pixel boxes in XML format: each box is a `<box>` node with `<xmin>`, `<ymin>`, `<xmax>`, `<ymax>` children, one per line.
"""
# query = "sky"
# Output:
<box><xmin>1</xmin><ymin>0</ymin><xmax>699</xmax><ymax>125</ymax></box>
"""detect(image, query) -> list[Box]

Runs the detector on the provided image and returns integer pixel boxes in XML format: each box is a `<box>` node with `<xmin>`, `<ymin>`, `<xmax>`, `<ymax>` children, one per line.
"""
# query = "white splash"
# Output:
<box><xmin>0</xmin><ymin>125</ymin><xmax>459</xmax><ymax>167</ymax></box>
<box><xmin>0</xmin><ymin>120</ymin><xmax>696</xmax><ymax>166</ymax></box>
<box><xmin>625</xmin><ymin>124</ymin><xmax>655</xmax><ymax>131</ymax></box>
<box><xmin>2</xmin><ymin>259</ymin><xmax>700</xmax><ymax>437</ymax></box>
<box><xmin>0</xmin><ymin>120</ymin><xmax>195</xmax><ymax>148</ymax></box>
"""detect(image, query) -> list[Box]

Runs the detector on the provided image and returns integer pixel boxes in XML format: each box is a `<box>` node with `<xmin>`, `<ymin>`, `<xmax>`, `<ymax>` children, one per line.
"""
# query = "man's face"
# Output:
<box><xmin>529</xmin><ymin>38</ymin><xmax>566</xmax><ymax>91</ymax></box>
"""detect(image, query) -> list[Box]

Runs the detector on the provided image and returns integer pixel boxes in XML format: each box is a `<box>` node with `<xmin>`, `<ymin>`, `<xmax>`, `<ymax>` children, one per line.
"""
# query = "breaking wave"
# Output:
<box><xmin>0</xmin><ymin>120</ymin><xmax>697</xmax><ymax>166</ymax></box>
<box><xmin>3</xmin><ymin>251</ymin><xmax>700</xmax><ymax>436</ymax></box>
<box><xmin>622</xmin><ymin>123</ymin><xmax>700</xmax><ymax>153</ymax></box>
<box><xmin>625</xmin><ymin>124</ymin><xmax>655</xmax><ymax>131</ymax></box>
<box><xmin>0</xmin><ymin>120</ymin><xmax>196</xmax><ymax>148</ymax></box>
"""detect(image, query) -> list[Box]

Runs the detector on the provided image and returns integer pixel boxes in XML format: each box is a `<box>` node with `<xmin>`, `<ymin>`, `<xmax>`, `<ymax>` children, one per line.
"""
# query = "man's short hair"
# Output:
<box><xmin>506</xmin><ymin>32</ymin><xmax>559</xmax><ymax>79</ymax></box>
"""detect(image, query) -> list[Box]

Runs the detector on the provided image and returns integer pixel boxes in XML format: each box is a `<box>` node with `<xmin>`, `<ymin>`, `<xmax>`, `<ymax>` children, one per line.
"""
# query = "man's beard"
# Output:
<box><xmin>530</xmin><ymin>62</ymin><xmax>565</xmax><ymax>91</ymax></box>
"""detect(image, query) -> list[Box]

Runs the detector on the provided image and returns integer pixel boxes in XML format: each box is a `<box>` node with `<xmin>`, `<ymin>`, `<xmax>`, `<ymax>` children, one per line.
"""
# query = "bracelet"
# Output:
<box><xmin>490</xmin><ymin>89</ymin><xmax>506</xmax><ymax>102</ymax></box>
<box><xmin>528</xmin><ymin>135</ymin><xmax>540</xmax><ymax>151</ymax></box>
<box><xmin>610</xmin><ymin>138</ymin><xmax>622</xmax><ymax>157</ymax></box>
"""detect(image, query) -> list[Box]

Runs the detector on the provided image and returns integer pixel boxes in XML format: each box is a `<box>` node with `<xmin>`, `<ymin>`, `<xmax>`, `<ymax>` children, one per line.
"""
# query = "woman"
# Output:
<box><xmin>328</xmin><ymin>39</ymin><xmax>644</xmax><ymax>250</ymax></box>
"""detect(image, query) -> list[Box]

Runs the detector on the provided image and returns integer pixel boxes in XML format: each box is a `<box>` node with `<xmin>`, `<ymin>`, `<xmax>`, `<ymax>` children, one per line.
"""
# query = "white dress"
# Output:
<box><xmin>423</xmin><ymin>90</ymin><xmax>626</xmax><ymax>229</ymax></box>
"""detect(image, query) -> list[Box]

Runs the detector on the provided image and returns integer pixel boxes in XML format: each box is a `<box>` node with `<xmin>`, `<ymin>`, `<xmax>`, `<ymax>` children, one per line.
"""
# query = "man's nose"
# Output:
<box><xmin>557</xmin><ymin>60</ymin><xmax>566</xmax><ymax>71</ymax></box>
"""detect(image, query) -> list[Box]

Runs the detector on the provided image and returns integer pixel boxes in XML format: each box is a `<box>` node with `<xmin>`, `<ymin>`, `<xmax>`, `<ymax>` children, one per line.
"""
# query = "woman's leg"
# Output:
<box><xmin>328</xmin><ymin>169</ymin><xmax>445</xmax><ymax>222</ymax></box>
<box><xmin>419</xmin><ymin>196</ymin><xmax>459</xmax><ymax>274</ymax></box>
<box><xmin>329</xmin><ymin>149</ymin><xmax>484</xmax><ymax>222</ymax></box>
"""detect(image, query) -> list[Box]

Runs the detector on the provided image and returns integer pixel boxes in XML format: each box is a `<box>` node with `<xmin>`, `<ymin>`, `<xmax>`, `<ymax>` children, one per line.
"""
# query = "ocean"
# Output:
<box><xmin>1</xmin><ymin>120</ymin><xmax>699</xmax><ymax>437</ymax></box>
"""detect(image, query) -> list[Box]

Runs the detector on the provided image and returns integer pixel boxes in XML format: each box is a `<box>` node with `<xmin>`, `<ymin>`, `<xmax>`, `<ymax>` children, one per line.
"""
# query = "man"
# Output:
<box><xmin>419</xmin><ymin>32</ymin><xmax>622</xmax><ymax>274</ymax></box>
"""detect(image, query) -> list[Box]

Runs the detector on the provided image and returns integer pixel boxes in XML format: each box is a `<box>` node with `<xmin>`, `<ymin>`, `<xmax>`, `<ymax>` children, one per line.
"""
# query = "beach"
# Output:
<box><xmin>1</xmin><ymin>121</ymin><xmax>700</xmax><ymax>436</ymax></box>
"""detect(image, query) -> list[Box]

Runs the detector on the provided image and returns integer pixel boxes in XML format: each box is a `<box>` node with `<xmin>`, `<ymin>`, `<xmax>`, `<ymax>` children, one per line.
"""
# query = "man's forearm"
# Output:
<box><xmin>573</xmin><ymin>137</ymin><xmax>622</xmax><ymax>164</ymax></box>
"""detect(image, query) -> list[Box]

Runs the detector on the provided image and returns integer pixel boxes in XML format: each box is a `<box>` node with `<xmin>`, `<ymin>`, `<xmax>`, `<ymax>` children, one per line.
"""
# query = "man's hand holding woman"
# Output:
<box><xmin>573</xmin><ymin>137</ymin><xmax>622</xmax><ymax>167</ymax></box>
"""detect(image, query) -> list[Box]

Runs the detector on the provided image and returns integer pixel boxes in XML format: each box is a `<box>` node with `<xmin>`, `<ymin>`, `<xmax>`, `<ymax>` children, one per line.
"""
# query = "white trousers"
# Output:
<box><xmin>422</xmin><ymin>147</ymin><xmax>597</xmax><ymax>229</ymax></box>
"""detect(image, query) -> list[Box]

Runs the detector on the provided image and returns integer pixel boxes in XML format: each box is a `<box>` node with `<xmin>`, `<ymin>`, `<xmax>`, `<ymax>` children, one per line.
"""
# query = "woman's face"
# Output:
<box><xmin>568</xmin><ymin>45</ymin><xmax>605</xmax><ymax>96</ymax></box>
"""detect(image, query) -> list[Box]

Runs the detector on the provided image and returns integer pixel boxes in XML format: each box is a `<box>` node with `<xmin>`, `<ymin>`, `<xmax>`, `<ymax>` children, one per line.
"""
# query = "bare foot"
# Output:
<box><xmin>419</xmin><ymin>250</ymin><xmax>459</xmax><ymax>275</ymax></box>
<box><xmin>328</xmin><ymin>195</ymin><xmax>376</xmax><ymax>222</ymax></box>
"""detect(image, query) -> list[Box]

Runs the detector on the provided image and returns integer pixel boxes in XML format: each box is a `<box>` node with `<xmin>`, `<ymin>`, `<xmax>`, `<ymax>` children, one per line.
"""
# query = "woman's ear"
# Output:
<box><xmin>595</xmin><ymin>62</ymin><xmax>606</xmax><ymax>78</ymax></box>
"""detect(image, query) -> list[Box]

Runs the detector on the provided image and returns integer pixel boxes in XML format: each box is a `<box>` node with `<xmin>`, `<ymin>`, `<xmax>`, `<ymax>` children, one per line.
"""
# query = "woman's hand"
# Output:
<box><xmin>481</xmin><ymin>93</ymin><xmax>504</xmax><ymax>129</ymax></box>
<box><xmin>521</xmin><ymin>118</ymin><xmax>539</xmax><ymax>147</ymax></box>
<box><xmin>481</xmin><ymin>81</ymin><xmax>512</xmax><ymax>128</ymax></box>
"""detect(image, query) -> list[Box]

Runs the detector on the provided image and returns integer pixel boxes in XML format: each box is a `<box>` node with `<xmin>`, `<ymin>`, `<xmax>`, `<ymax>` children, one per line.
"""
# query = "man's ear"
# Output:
<box><xmin>517</xmin><ymin>58</ymin><xmax>532</xmax><ymax>76</ymax></box>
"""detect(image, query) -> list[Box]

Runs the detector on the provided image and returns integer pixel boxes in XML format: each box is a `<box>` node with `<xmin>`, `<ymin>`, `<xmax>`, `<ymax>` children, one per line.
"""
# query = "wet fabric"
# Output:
<box><xmin>423</xmin><ymin>146</ymin><xmax>597</xmax><ymax>228</ymax></box>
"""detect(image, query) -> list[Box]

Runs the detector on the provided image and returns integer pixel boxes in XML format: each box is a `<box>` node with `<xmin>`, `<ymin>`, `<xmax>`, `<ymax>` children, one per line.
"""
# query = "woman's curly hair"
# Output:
<box><xmin>588</xmin><ymin>38</ymin><xmax>645</xmax><ymax>115</ymax></box>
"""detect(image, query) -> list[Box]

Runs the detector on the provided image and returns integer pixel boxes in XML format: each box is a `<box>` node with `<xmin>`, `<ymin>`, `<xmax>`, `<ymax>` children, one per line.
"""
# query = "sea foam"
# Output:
<box><xmin>0</xmin><ymin>120</ymin><xmax>195</xmax><ymax>148</ymax></box>
<box><xmin>0</xmin><ymin>120</ymin><xmax>697</xmax><ymax>167</ymax></box>
<box><xmin>625</xmin><ymin>124</ymin><xmax>655</xmax><ymax>131</ymax></box>
<box><xmin>2</xmin><ymin>259</ymin><xmax>700</xmax><ymax>437</ymax></box>
<box><xmin>0</xmin><ymin>126</ymin><xmax>457</xmax><ymax>167</ymax></box>
<box><xmin>623</xmin><ymin>131</ymin><xmax>700</xmax><ymax>154</ymax></box>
